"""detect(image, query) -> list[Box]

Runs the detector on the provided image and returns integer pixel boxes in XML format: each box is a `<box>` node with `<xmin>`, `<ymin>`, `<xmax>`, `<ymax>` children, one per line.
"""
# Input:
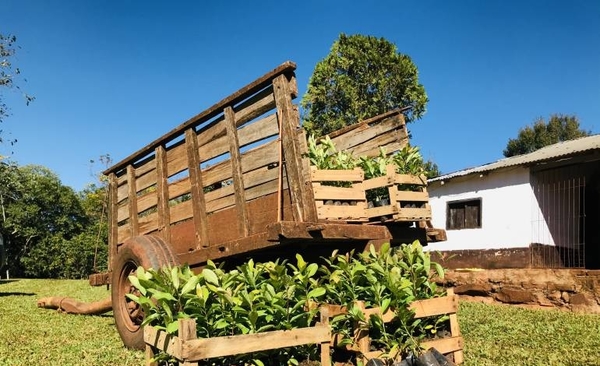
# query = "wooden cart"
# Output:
<box><xmin>94</xmin><ymin>61</ymin><xmax>446</xmax><ymax>349</ymax></box>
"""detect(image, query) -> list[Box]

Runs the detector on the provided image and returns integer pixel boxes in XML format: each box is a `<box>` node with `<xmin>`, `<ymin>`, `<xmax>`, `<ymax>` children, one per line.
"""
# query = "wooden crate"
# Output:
<box><xmin>363</xmin><ymin>165</ymin><xmax>432</xmax><ymax>222</ymax></box>
<box><xmin>320</xmin><ymin>289</ymin><xmax>463</xmax><ymax>365</ymax></box>
<box><xmin>144</xmin><ymin>318</ymin><xmax>332</xmax><ymax>366</ymax></box>
<box><xmin>311</xmin><ymin>167</ymin><xmax>368</xmax><ymax>222</ymax></box>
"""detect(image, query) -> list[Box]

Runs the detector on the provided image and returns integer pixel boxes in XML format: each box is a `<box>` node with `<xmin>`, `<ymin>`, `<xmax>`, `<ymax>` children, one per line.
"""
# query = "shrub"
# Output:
<box><xmin>129</xmin><ymin>241</ymin><xmax>445</xmax><ymax>365</ymax></box>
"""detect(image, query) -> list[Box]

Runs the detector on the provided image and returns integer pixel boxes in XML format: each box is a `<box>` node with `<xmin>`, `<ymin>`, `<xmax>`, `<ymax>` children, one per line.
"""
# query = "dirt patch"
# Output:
<box><xmin>439</xmin><ymin>268</ymin><xmax>600</xmax><ymax>313</ymax></box>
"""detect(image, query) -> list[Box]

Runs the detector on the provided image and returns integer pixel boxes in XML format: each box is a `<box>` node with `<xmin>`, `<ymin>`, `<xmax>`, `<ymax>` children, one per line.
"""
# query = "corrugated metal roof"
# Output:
<box><xmin>429</xmin><ymin>134</ymin><xmax>600</xmax><ymax>182</ymax></box>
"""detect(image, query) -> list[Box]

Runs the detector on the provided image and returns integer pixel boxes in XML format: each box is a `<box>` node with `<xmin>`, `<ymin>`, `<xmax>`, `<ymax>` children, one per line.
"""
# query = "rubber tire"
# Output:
<box><xmin>111</xmin><ymin>235</ymin><xmax>178</xmax><ymax>350</ymax></box>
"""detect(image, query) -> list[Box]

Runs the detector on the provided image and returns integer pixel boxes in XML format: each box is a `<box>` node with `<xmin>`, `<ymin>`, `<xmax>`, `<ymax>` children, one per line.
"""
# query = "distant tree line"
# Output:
<box><xmin>0</xmin><ymin>160</ymin><xmax>108</xmax><ymax>279</ymax></box>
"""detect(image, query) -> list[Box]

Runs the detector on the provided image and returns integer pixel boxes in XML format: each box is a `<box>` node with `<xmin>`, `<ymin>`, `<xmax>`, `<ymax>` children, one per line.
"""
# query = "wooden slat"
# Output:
<box><xmin>181</xmin><ymin>326</ymin><xmax>330</xmax><ymax>361</ymax></box>
<box><xmin>421</xmin><ymin>336</ymin><xmax>464</xmax><ymax>355</ymax></box>
<box><xmin>238</xmin><ymin>113</ymin><xmax>279</xmax><ymax>148</ymax></box>
<box><xmin>127</xmin><ymin>165</ymin><xmax>139</xmax><ymax>236</ymax></box>
<box><xmin>116</xmin><ymin>155</ymin><xmax>156</xmax><ymax>186</ymax></box>
<box><xmin>143</xmin><ymin>326</ymin><xmax>182</xmax><ymax>360</ymax></box>
<box><xmin>136</xmin><ymin>169</ymin><xmax>158</xmax><ymax>195</ymax></box>
<box><xmin>179</xmin><ymin>319</ymin><xmax>197</xmax><ymax>366</ymax></box>
<box><xmin>395</xmin><ymin>174</ymin><xmax>427</xmax><ymax>186</ymax></box>
<box><xmin>330</xmin><ymin>114</ymin><xmax>407</xmax><ymax>154</ymax></box>
<box><xmin>327</xmin><ymin>109</ymin><xmax>407</xmax><ymax>139</ymax></box>
<box><xmin>365</xmin><ymin>205</ymin><xmax>398</xmax><ymax>219</ymax></box>
<box><xmin>224</xmin><ymin>106</ymin><xmax>249</xmax><ymax>237</ymax></box>
<box><xmin>311</xmin><ymin>168</ymin><xmax>364</xmax><ymax>182</ymax></box>
<box><xmin>312</xmin><ymin>185</ymin><xmax>365</xmax><ymax>201</ymax></box>
<box><xmin>185</xmin><ymin>128</ymin><xmax>210</xmax><ymax>248</ymax></box>
<box><xmin>273</xmin><ymin>74</ymin><xmax>316</xmax><ymax>222</ymax></box>
<box><xmin>234</xmin><ymin>87</ymin><xmax>276</xmax><ymax>127</ymax></box>
<box><xmin>136</xmin><ymin>191</ymin><xmax>158</xmax><ymax>216</ymax></box>
<box><xmin>316</xmin><ymin>205</ymin><xmax>366</xmax><ymax>220</ymax></box>
<box><xmin>395</xmin><ymin>191</ymin><xmax>429</xmax><ymax>202</ymax></box>
<box><xmin>411</xmin><ymin>295</ymin><xmax>459</xmax><ymax>318</ymax></box>
<box><xmin>155</xmin><ymin>145</ymin><xmax>171</xmax><ymax>243</ymax></box>
<box><xmin>165</xmin><ymin>143</ymin><xmax>188</xmax><ymax>178</ymax></box>
<box><xmin>395</xmin><ymin>207</ymin><xmax>431</xmax><ymax>220</ymax></box>
<box><xmin>117</xmin><ymin>223</ymin><xmax>132</xmax><ymax>244</ymax></box>
<box><xmin>363</xmin><ymin>175</ymin><xmax>395</xmax><ymax>191</ymax></box>
<box><xmin>108</xmin><ymin>173</ymin><xmax>119</xmax><ymax>270</ymax></box>
<box><xmin>105</xmin><ymin>61</ymin><xmax>297</xmax><ymax>176</ymax></box>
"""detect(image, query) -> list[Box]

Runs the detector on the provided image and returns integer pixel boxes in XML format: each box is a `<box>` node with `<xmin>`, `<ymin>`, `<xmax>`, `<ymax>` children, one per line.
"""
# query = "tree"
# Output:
<box><xmin>0</xmin><ymin>162</ymin><xmax>109</xmax><ymax>278</ymax></box>
<box><xmin>301</xmin><ymin>33</ymin><xmax>428</xmax><ymax>137</ymax></box>
<box><xmin>503</xmin><ymin>114</ymin><xmax>591</xmax><ymax>157</ymax></box>
<box><xmin>1</xmin><ymin>34</ymin><xmax>34</xmax><ymax>146</ymax></box>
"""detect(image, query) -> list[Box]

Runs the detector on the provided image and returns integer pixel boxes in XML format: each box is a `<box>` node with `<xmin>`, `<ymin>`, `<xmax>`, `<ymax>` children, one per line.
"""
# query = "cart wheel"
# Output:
<box><xmin>111</xmin><ymin>235</ymin><xmax>178</xmax><ymax>350</ymax></box>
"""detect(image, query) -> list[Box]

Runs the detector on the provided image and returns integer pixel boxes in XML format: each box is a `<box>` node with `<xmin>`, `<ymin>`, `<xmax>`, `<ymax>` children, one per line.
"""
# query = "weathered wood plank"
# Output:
<box><xmin>127</xmin><ymin>165</ymin><xmax>140</xmax><ymax>236</ymax></box>
<box><xmin>136</xmin><ymin>169</ymin><xmax>158</xmax><ymax>196</ymax></box>
<box><xmin>224</xmin><ymin>106</ymin><xmax>249</xmax><ymax>237</ymax></box>
<box><xmin>180</xmin><ymin>326</ymin><xmax>330</xmax><ymax>361</ymax></box>
<box><xmin>267</xmin><ymin>222</ymin><xmax>391</xmax><ymax>241</ymax></box>
<box><xmin>330</xmin><ymin>114</ymin><xmax>408</xmax><ymax>154</ymax></box>
<box><xmin>312</xmin><ymin>186</ymin><xmax>365</xmax><ymax>201</ymax></box>
<box><xmin>136</xmin><ymin>191</ymin><xmax>158</xmax><ymax>217</ymax></box>
<box><xmin>178</xmin><ymin>319</ymin><xmax>197</xmax><ymax>366</ymax></box>
<box><xmin>363</xmin><ymin>175</ymin><xmax>395</xmax><ymax>191</ymax></box>
<box><xmin>395</xmin><ymin>174</ymin><xmax>427</xmax><ymax>186</ymax></box>
<box><xmin>327</xmin><ymin>109</ymin><xmax>407</xmax><ymax>139</ymax></box>
<box><xmin>108</xmin><ymin>173</ymin><xmax>119</xmax><ymax>270</ymax></box>
<box><xmin>185</xmin><ymin>128</ymin><xmax>210</xmax><ymax>248</ymax></box>
<box><xmin>237</xmin><ymin>113</ymin><xmax>279</xmax><ymax>148</ymax></box>
<box><xmin>143</xmin><ymin>325</ymin><xmax>182</xmax><ymax>360</ymax></box>
<box><xmin>421</xmin><ymin>336</ymin><xmax>464</xmax><ymax>356</ymax></box>
<box><xmin>316</xmin><ymin>205</ymin><xmax>366</xmax><ymax>221</ymax></box>
<box><xmin>155</xmin><ymin>145</ymin><xmax>171</xmax><ymax>243</ymax></box>
<box><xmin>395</xmin><ymin>191</ymin><xmax>429</xmax><ymax>202</ymax></box>
<box><xmin>311</xmin><ymin>168</ymin><xmax>364</xmax><ymax>182</ymax></box>
<box><xmin>273</xmin><ymin>74</ymin><xmax>316</xmax><ymax>222</ymax></box>
<box><xmin>105</xmin><ymin>61</ymin><xmax>297</xmax><ymax>176</ymax></box>
<box><xmin>165</xmin><ymin>143</ymin><xmax>188</xmax><ymax>178</ymax></box>
<box><xmin>233</xmin><ymin>87</ymin><xmax>276</xmax><ymax>127</ymax></box>
<box><xmin>395</xmin><ymin>207</ymin><xmax>431</xmax><ymax>220</ymax></box>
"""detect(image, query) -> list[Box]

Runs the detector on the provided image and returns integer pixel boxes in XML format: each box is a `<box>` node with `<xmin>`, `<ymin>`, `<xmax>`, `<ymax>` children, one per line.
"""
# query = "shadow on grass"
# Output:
<box><xmin>0</xmin><ymin>279</ymin><xmax>19</xmax><ymax>285</ymax></box>
<box><xmin>0</xmin><ymin>291</ymin><xmax>35</xmax><ymax>297</ymax></box>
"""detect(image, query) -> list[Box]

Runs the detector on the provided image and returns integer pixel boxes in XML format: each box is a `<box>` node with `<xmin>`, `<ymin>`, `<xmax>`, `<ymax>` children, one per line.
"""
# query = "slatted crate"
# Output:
<box><xmin>311</xmin><ymin>167</ymin><xmax>368</xmax><ymax>222</ymax></box>
<box><xmin>320</xmin><ymin>289</ymin><xmax>464</xmax><ymax>365</ymax></box>
<box><xmin>363</xmin><ymin>165</ymin><xmax>432</xmax><ymax>222</ymax></box>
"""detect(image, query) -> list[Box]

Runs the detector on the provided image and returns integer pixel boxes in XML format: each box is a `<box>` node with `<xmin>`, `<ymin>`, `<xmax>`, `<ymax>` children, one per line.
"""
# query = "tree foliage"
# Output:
<box><xmin>301</xmin><ymin>33</ymin><xmax>428</xmax><ymax>137</ymax></box>
<box><xmin>1</xmin><ymin>34</ymin><xmax>34</xmax><ymax>146</ymax></box>
<box><xmin>0</xmin><ymin>161</ymin><xmax>107</xmax><ymax>278</ymax></box>
<box><xmin>503</xmin><ymin>114</ymin><xmax>591</xmax><ymax>157</ymax></box>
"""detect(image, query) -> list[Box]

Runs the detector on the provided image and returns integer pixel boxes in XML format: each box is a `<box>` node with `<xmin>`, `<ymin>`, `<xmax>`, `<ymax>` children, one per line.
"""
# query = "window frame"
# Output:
<box><xmin>446</xmin><ymin>198</ymin><xmax>482</xmax><ymax>230</ymax></box>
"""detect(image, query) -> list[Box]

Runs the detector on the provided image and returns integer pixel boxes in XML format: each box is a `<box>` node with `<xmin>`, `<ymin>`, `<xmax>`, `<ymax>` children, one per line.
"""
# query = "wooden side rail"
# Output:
<box><xmin>144</xmin><ymin>318</ymin><xmax>332</xmax><ymax>366</ymax></box>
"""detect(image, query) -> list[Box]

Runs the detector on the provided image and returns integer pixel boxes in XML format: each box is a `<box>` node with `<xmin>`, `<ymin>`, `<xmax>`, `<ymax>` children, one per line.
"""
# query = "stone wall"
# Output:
<box><xmin>440</xmin><ymin>268</ymin><xmax>600</xmax><ymax>313</ymax></box>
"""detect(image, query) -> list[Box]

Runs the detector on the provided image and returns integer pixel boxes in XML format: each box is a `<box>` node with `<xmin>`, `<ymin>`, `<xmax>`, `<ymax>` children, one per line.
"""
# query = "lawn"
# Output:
<box><xmin>1</xmin><ymin>279</ymin><xmax>600</xmax><ymax>366</ymax></box>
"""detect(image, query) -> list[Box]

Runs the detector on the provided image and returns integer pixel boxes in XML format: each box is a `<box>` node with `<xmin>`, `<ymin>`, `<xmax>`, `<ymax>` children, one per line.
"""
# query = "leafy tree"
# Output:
<box><xmin>0</xmin><ymin>162</ymin><xmax>108</xmax><ymax>278</ymax></box>
<box><xmin>301</xmin><ymin>33</ymin><xmax>428</xmax><ymax>137</ymax></box>
<box><xmin>503</xmin><ymin>114</ymin><xmax>591</xmax><ymax>157</ymax></box>
<box><xmin>1</xmin><ymin>34</ymin><xmax>34</xmax><ymax>146</ymax></box>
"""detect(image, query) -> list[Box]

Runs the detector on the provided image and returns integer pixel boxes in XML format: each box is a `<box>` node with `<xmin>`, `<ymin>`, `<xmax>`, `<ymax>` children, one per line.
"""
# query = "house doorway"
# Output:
<box><xmin>530</xmin><ymin>162</ymin><xmax>600</xmax><ymax>268</ymax></box>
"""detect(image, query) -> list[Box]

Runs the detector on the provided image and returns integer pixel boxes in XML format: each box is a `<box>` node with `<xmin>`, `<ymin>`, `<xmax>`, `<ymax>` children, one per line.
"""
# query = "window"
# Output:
<box><xmin>447</xmin><ymin>198</ymin><xmax>482</xmax><ymax>230</ymax></box>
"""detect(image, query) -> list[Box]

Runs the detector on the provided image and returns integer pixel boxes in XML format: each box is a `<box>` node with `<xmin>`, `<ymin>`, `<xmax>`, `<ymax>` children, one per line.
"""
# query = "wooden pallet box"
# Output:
<box><xmin>320</xmin><ymin>289</ymin><xmax>463</xmax><ymax>365</ymax></box>
<box><xmin>311</xmin><ymin>167</ymin><xmax>368</xmax><ymax>222</ymax></box>
<box><xmin>144</xmin><ymin>319</ymin><xmax>332</xmax><ymax>366</ymax></box>
<box><xmin>363</xmin><ymin>165</ymin><xmax>432</xmax><ymax>222</ymax></box>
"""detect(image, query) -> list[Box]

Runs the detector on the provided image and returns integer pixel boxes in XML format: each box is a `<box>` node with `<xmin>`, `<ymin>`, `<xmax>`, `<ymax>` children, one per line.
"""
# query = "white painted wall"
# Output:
<box><xmin>425</xmin><ymin>167</ymin><xmax>535</xmax><ymax>251</ymax></box>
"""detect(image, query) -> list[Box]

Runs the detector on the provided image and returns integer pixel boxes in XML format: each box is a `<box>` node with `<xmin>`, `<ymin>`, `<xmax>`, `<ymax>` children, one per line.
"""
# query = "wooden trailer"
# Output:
<box><xmin>95</xmin><ymin>61</ymin><xmax>446</xmax><ymax>349</ymax></box>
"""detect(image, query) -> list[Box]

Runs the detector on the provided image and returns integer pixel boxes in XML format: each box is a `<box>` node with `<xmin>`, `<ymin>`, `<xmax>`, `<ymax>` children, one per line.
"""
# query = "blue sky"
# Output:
<box><xmin>2</xmin><ymin>1</ymin><xmax>599</xmax><ymax>191</ymax></box>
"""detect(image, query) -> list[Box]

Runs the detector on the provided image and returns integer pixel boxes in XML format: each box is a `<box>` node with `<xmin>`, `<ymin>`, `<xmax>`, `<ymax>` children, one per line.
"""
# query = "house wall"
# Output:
<box><xmin>426</xmin><ymin>166</ymin><xmax>533</xmax><ymax>252</ymax></box>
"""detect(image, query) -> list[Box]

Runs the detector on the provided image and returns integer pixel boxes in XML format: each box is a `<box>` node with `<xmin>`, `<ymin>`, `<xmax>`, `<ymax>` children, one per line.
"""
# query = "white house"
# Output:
<box><xmin>425</xmin><ymin>135</ymin><xmax>600</xmax><ymax>269</ymax></box>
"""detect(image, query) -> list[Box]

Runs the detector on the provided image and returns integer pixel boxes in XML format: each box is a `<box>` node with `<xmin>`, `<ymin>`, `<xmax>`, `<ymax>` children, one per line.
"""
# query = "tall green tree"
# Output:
<box><xmin>301</xmin><ymin>33</ymin><xmax>428</xmax><ymax>137</ymax></box>
<box><xmin>503</xmin><ymin>114</ymin><xmax>591</xmax><ymax>157</ymax></box>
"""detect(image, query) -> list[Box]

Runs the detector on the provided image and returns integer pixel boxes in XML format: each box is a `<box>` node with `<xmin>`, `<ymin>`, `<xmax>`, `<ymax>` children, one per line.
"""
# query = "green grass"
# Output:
<box><xmin>460</xmin><ymin>301</ymin><xmax>600</xmax><ymax>366</ymax></box>
<box><xmin>0</xmin><ymin>278</ymin><xmax>143</xmax><ymax>366</ymax></box>
<box><xmin>2</xmin><ymin>279</ymin><xmax>600</xmax><ymax>366</ymax></box>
